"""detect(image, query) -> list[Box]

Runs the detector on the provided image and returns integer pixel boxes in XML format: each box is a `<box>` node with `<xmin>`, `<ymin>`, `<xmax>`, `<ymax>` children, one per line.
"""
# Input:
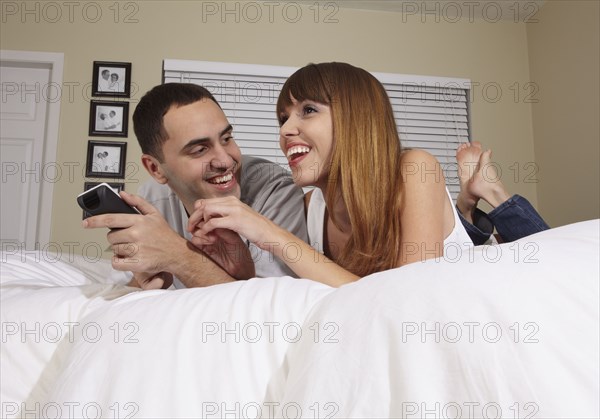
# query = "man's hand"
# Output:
<box><xmin>83</xmin><ymin>191</ymin><xmax>239</xmax><ymax>288</ymax></box>
<box><xmin>83</xmin><ymin>191</ymin><xmax>186</xmax><ymax>275</ymax></box>
<box><xmin>189</xmin><ymin>221</ymin><xmax>255</xmax><ymax>280</ymax></box>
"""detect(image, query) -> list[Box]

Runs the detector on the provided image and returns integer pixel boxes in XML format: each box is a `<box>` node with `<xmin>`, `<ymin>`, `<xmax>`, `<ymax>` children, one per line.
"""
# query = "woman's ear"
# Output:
<box><xmin>141</xmin><ymin>154</ymin><xmax>168</xmax><ymax>184</ymax></box>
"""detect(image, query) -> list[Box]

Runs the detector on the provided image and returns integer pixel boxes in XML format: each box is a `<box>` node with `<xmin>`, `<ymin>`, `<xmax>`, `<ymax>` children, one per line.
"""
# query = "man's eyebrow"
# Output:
<box><xmin>181</xmin><ymin>138</ymin><xmax>210</xmax><ymax>153</ymax></box>
<box><xmin>221</xmin><ymin>124</ymin><xmax>233</xmax><ymax>136</ymax></box>
<box><xmin>181</xmin><ymin>125</ymin><xmax>233</xmax><ymax>152</ymax></box>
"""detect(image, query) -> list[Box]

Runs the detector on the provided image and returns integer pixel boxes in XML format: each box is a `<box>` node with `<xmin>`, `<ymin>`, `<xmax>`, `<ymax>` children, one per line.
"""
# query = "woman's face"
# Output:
<box><xmin>279</xmin><ymin>96</ymin><xmax>333</xmax><ymax>188</ymax></box>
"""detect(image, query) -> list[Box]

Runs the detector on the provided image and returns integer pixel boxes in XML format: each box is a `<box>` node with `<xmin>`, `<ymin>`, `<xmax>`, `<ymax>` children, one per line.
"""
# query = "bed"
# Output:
<box><xmin>1</xmin><ymin>219</ymin><xmax>598</xmax><ymax>418</ymax></box>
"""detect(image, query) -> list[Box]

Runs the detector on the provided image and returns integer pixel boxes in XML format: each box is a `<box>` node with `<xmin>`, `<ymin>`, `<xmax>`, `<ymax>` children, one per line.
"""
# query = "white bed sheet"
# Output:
<box><xmin>1</xmin><ymin>252</ymin><xmax>333</xmax><ymax>418</ymax></box>
<box><xmin>1</xmin><ymin>220</ymin><xmax>598</xmax><ymax>418</ymax></box>
<box><xmin>1</xmin><ymin>253</ymin><xmax>134</xmax><ymax>412</ymax></box>
<box><xmin>271</xmin><ymin>220</ymin><xmax>599</xmax><ymax>418</ymax></box>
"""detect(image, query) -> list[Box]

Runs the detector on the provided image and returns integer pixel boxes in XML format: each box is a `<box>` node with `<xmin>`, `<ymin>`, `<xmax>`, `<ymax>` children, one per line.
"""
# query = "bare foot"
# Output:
<box><xmin>468</xmin><ymin>149</ymin><xmax>511</xmax><ymax>208</ymax></box>
<box><xmin>455</xmin><ymin>141</ymin><xmax>483</xmax><ymax>222</ymax></box>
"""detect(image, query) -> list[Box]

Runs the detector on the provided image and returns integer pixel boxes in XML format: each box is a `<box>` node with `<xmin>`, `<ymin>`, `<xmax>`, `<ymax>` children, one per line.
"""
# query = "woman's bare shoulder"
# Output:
<box><xmin>400</xmin><ymin>149</ymin><xmax>443</xmax><ymax>182</ymax></box>
<box><xmin>400</xmin><ymin>148</ymin><xmax>438</xmax><ymax>165</ymax></box>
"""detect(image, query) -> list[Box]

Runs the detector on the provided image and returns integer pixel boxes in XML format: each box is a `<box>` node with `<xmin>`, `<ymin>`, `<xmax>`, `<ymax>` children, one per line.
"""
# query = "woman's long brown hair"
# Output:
<box><xmin>277</xmin><ymin>62</ymin><xmax>404</xmax><ymax>277</ymax></box>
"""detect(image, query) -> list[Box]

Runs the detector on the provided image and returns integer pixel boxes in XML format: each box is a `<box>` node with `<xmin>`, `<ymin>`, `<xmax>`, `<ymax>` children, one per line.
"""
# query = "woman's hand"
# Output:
<box><xmin>187</xmin><ymin>197</ymin><xmax>276</xmax><ymax>251</ymax></box>
<box><xmin>187</xmin><ymin>197</ymin><xmax>266</xmax><ymax>280</ymax></box>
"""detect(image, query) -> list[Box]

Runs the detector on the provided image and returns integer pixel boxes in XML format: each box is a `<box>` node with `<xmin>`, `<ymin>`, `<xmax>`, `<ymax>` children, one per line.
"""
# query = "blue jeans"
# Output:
<box><xmin>458</xmin><ymin>195</ymin><xmax>550</xmax><ymax>245</ymax></box>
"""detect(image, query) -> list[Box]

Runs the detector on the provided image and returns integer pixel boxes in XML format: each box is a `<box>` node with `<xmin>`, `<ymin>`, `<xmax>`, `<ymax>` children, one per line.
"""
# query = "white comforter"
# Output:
<box><xmin>1</xmin><ymin>220</ymin><xmax>598</xmax><ymax>418</ymax></box>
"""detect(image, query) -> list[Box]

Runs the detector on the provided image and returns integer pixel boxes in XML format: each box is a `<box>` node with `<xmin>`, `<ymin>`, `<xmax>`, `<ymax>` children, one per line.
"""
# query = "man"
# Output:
<box><xmin>83</xmin><ymin>83</ymin><xmax>307</xmax><ymax>289</ymax></box>
<box><xmin>98</xmin><ymin>69</ymin><xmax>111</xmax><ymax>92</ymax></box>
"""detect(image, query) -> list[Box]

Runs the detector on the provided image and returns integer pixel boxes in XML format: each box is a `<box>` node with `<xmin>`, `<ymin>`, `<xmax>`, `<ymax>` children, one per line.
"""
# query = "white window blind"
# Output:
<box><xmin>163</xmin><ymin>59</ymin><xmax>470</xmax><ymax>198</ymax></box>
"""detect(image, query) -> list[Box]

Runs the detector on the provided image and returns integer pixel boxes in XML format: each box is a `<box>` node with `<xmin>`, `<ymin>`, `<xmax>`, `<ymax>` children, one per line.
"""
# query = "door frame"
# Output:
<box><xmin>1</xmin><ymin>50</ymin><xmax>64</xmax><ymax>246</ymax></box>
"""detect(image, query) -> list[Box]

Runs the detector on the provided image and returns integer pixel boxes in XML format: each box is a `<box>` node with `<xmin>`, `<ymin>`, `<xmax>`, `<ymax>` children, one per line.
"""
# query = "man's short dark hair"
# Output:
<box><xmin>133</xmin><ymin>83</ymin><xmax>220</xmax><ymax>161</ymax></box>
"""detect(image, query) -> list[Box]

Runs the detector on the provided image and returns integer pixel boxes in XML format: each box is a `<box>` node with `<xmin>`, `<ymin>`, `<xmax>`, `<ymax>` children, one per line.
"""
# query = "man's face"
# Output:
<box><xmin>155</xmin><ymin>99</ymin><xmax>242</xmax><ymax>211</ymax></box>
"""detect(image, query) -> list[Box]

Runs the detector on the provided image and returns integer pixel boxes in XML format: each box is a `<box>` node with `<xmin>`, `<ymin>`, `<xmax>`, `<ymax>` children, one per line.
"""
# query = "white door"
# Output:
<box><xmin>0</xmin><ymin>51</ymin><xmax>63</xmax><ymax>250</ymax></box>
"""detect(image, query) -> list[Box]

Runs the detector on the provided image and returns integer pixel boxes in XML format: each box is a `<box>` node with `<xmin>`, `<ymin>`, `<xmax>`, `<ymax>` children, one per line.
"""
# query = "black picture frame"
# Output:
<box><xmin>82</xmin><ymin>182</ymin><xmax>124</xmax><ymax>219</ymax></box>
<box><xmin>85</xmin><ymin>140</ymin><xmax>127</xmax><ymax>179</ymax></box>
<box><xmin>92</xmin><ymin>61</ymin><xmax>131</xmax><ymax>97</ymax></box>
<box><xmin>89</xmin><ymin>100</ymin><xmax>129</xmax><ymax>137</ymax></box>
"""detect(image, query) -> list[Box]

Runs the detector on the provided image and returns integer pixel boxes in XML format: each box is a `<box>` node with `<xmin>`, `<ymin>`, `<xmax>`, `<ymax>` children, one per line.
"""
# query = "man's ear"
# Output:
<box><xmin>141</xmin><ymin>154</ymin><xmax>168</xmax><ymax>184</ymax></box>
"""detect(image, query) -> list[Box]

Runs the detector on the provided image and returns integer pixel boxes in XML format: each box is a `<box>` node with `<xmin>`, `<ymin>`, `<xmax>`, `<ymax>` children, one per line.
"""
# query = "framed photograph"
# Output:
<box><xmin>89</xmin><ymin>100</ymin><xmax>128</xmax><ymax>137</ymax></box>
<box><xmin>81</xmin><ymin>182</ymin><xmax>124</xmax><ymax>219</ymax></box>
<box><xmin>92</xmin><ymin>61</ymin><xmax>131</xmax><ymax>97</ymax></box>
<box><xmin>86</xmin><ymin>140</ymin><xmax>127</xmax><ymax>178</ymax></box>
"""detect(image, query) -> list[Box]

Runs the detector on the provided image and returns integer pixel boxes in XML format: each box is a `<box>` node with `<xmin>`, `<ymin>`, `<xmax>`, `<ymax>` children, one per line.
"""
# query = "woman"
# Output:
<box><xmin>188</xmin><ymin>62</ymin><xmax>472</xmax><ymax>286</ymax></box>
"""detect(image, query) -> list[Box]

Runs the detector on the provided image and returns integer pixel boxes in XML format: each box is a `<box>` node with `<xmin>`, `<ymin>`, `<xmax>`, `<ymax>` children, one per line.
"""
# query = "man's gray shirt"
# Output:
<box><xmin>137</xmin><ymin>156</ymin><xmax>308</xmax><ymax>288</ymax></box>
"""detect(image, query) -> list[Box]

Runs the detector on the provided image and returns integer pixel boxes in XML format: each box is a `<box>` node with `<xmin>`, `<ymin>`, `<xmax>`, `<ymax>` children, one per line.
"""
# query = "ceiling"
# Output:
<box><xmin>296</xmin><ymin>1</ymin><xmax>546</xmax><ymax>22</ymax></box>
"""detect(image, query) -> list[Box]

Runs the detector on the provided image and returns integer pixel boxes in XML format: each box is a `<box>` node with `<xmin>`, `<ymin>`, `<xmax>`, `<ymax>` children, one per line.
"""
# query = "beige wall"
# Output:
<box><xmin>527</xmin><ymin>0</ymin><xmax>600</xmax><ymax>227</ymax></box>
<box><xmin>0</xmin><ymin>1</ymin><xmax>555</xmax><ymax>257</ymax></box>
